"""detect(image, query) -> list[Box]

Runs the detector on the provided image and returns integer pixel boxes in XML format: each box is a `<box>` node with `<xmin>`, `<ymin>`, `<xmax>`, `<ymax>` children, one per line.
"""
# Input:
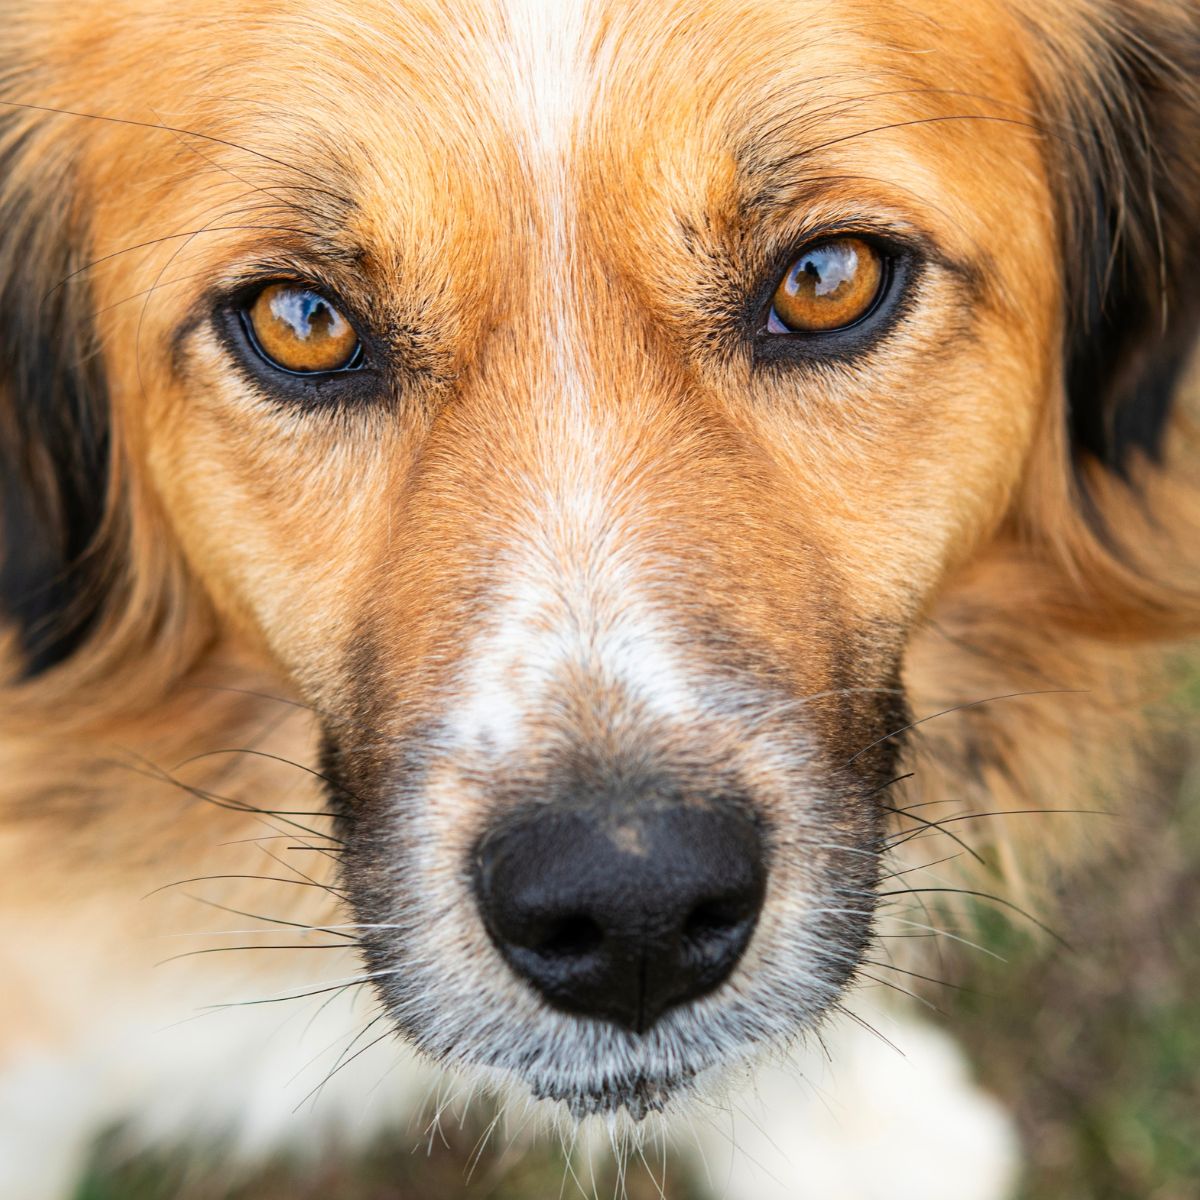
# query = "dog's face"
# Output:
<box><xmin>2</xmin><ymin>0</ymin><xmax>1197</xmax><ymax>1118</ymax></box>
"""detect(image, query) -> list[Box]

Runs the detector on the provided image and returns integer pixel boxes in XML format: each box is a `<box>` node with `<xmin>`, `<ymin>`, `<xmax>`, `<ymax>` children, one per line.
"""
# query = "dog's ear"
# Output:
<box><xmin>1047</xmin><ymin>5</ymin><xmax>1200</xmax><ymax>478</ymax></box>
<box><xmin>0</xmin><ymin>115</ymin><xmax>113</xmax><ymax>677</ymax></box>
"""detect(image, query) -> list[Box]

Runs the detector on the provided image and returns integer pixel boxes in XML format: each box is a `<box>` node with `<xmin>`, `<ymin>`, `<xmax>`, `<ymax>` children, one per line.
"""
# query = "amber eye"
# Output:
<box><xmin>243</xmin><ymin>282</ymin><xmax>361</xmax><ymax>374</ymax></box>
<box><xmin>767</xmin><ymin>237</ymin><xmax>885</xmax><ymax>334</ymax></box>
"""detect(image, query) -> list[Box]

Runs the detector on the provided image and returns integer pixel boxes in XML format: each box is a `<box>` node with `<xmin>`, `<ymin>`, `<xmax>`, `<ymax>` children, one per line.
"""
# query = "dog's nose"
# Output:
<box><xmin>473</xmin><ymin>801</ymin><xmax>765</xmax><ymax>1033</ymax></box>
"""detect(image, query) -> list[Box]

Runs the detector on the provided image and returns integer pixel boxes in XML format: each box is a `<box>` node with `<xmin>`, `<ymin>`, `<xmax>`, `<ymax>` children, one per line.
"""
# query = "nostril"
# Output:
<box><xmin>683</xmin><ymin>897</ymin><xmax>748</xmax><ymax>942</ymax></box>
<box><xmin>681</xmin><ymin>898</ymin><xmax>755</xmax><ymax>973</ymax></box>
<box><xmin>536</xmin><ymin>913</ymin><xmax>603</xmax><ymax>959</ymax></box>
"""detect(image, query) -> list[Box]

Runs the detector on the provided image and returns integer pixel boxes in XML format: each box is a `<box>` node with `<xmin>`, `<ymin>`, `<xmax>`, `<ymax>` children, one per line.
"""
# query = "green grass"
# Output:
<box><xmin>75</xmin><ymin>1124</ymin><xmax>709</xmax><ymax>1200</ymax></box>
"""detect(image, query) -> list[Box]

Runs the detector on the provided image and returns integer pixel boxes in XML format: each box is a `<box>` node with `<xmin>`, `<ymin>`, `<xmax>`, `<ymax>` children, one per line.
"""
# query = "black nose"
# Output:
<box><xmin>473</xmin><ymin>801</ymin><xmax>766</xmax><ymax>1033</ymax></box>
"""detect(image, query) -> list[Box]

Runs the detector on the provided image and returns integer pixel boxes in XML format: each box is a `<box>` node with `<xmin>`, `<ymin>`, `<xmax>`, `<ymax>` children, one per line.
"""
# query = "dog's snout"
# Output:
<box><xmin>474</xmin><ymin>801</ymin><xmax>766</xmax><ymax>1033</ymax></box>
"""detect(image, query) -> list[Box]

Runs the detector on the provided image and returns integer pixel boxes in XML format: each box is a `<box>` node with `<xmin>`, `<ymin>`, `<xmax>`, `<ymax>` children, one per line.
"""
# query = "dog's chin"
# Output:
<box><xmin>403</xmin><ymin>1022</ymin><xmax>709</xmax><ymax>1123</ymax></box>
<box><xmin>529</xmin><ymin>1069</ymin><xmax>696</xmax><ymax>1123</ymax></box>
<box><xmin>363</xmin><ymin>915</ymin><xmax>860</xmax><ymax>1130</ymax></box>
<box><xmin>388</xmin><ymin>995</ymin><xmax>737</xmax><ymax>1124</ymax></box>
<box><xmin>425</xmin><ymin>1009</ymin><xmax>769</xmax><ymax>1128</ymax></box>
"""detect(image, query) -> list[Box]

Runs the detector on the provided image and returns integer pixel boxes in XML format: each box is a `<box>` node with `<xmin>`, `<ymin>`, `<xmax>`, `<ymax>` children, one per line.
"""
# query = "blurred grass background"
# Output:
<box><xmin>74</xmin><ymin>668</ymin><xmax>1200</xmax><ymax>1200</ymax></box>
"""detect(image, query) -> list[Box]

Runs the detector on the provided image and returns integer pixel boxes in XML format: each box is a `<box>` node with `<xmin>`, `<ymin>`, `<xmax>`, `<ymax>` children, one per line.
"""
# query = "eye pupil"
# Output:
<box><xmin>768</xmin><ymin>237</ymin><xmax>885</xmax><ymax>334</ymax></box>
<box><xmin>245</xmin><ymin>283</ymin><xmax>361</xmax><ymax>374</ymax></box>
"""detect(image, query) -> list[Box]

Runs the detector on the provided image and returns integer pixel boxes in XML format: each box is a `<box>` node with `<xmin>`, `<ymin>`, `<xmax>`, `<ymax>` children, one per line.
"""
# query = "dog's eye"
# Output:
<box><xmin>767</xmin><ymin>238</ymin><xmax>885</xmax><ymax>334</ymax></box>
<box><xmin>242</xmin><ymin>283</ymin><xmax>362</xmax><ymax>374</ymax></box>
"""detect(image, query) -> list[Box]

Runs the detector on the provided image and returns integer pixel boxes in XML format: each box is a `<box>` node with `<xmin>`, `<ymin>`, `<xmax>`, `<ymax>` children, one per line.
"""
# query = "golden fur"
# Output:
<box><xmin>1</xmin><ymin>0</ymin><xmax>1197</xmax><ymax>1188</ymax></box>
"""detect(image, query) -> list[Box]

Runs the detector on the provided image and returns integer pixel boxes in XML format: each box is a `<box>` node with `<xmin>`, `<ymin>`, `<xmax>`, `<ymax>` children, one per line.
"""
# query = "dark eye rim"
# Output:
<box><xmin>750</xmin><ymin>230</ymin><xmax>919</xmax><ymax>366</ymax></box>
<box><xmin>211</xmin><ymin>276</ymin><xmax>384</xmax><ymax>409</ymax></box>
<box><xmin>237</xmin><ymin>280</ymin><xmax>367</xmax><ymax>378</ymax></box>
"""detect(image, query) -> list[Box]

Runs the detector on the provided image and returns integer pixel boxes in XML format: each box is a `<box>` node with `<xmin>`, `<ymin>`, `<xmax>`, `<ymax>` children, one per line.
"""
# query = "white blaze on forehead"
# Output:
<box><xmin>444</xmin><ymin>490</ymin><xmax>708</xmax><ymax>758</ymax></box>
<box><xmin>435</xmin><ymin>3</ymin><xmax>721</xmax><ymax>759</ymax></box>
<box><xmin>495</xmin><ymin>0</ymin><xmax>594</xmax><ymax>394</ymax></box>
<box><xmin>498</xmin><ymin>0</ymin><xmax>589</xmax><ymax>163</ymax></box>
<box><xmin>436</xmin><ymin>0</ymin><xmax>689</xmax><ymax>758</ymax></box>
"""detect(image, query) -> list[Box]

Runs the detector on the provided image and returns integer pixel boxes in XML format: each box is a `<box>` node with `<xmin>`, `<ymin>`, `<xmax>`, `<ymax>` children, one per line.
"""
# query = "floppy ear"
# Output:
<box><xmin>0</xmin><ymin>113</ymin><xmax>113</xmax><ymax>677</ymax></box>
<box><xmin>1048</xmin><ymin>4</ymin><xmax>1200</xmax><ymax>477</ymax></box>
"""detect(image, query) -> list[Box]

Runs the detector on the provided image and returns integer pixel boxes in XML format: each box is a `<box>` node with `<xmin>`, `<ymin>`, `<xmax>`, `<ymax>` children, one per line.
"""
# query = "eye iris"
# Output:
<box><xmin>247</xmin><ymin>283</ymin><xmax>359</xmax><ymax>373</ymax></box>
<box><xmin>769</xmin><ymin>237</ymin><xmax>884</xmax><ymax>333</ymax></box>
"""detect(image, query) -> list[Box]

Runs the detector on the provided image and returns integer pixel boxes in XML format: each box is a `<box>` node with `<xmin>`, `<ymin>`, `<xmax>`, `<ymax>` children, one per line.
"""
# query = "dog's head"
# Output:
<box><xmin>2</xmin><ymin>0</ymin><xmax>1197</xmax><ymax>1117</ymax></box>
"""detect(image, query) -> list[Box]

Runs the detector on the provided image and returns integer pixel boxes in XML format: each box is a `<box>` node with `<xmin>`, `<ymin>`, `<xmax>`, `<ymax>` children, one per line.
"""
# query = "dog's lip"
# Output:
<box><xmin>530</xmin><ymin>1070</ymin><xmax>692</xmax><ymax>1121</ymax></box>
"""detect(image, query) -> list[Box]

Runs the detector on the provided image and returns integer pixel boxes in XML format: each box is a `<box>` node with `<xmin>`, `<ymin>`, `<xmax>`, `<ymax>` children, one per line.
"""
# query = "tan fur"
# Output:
<box><xmin>1</xmin><ymin>0</ymin><xmax>1197</xmax><ymax>1183</ymax></box>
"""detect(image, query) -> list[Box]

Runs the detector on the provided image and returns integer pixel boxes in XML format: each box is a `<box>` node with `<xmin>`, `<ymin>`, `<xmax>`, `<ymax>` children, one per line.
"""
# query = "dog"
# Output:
<box><xmin>2</xmin><ymin>0</ymin><xmax>1197</xmax><ymax>1196</ymax></box>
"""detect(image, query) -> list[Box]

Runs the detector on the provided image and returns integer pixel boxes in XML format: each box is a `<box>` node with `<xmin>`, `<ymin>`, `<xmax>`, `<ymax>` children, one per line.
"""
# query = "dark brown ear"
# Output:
<box><xmin>1043</xmin><ymin>3</ymin><xmax>1200</xmax><ymax>478</ymax></box>
<box><xmin>0</xmin><ymin>113</ymin><xmax>112</xmax><ymax>677</ymax></box>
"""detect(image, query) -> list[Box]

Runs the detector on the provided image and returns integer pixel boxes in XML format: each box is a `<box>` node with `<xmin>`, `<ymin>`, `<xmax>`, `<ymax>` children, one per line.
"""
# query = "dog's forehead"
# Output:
<box><xmin>339</xmin><ymin>0</ymin><xmax>1022</xmax><ymax>180</ymax></box>
<box><xmin>203</xmin><ymin>0</ymin><xmax>1027</xmax><ymax>214</ymax></box>
<box><xmin>47</xmin><ymin>0</ymin><xmax>1042</xmax><ymax>326</ymax></box>
<box><xmin>225</xmin><ymin>0</ymin><xmax>1026</xmax><ymax>319</ymax></box>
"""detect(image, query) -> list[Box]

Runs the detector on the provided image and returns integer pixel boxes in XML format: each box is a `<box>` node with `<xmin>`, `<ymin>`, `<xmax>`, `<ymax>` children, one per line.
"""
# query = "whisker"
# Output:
<box><xmin>860</xmin><ymin>957</ymin><xmax>976</xmax><ymax>994</ymax></box>
<box><xmin>879</xmin><ymin>802</ymin><xmax>985</xmax><ymax>865</ymax></box>
<box><xmin>201</xmin><ymin>967</ymin><xmax>403</xmax><ymax>1011</ymax></box>
<box><xmin>185</xmin><ymin>682</ymin><xmax>396</xmax><ymax>745</ymax></box>
<box><xmin>878</xmin><ymin>851</ymin><xmax>963</xmax><ymax>880</ymax></box>
<box><xmin>847</xmin><ymin>688</ymin><xmax>1086</xmax><ymax>764</ymax></box>
<box><xmin>866</xmin><ymin>771</ymin><xmax>915</xmax><ymax>797</ymax></box>
<box><xmin>214</xmin><ymin>834</ymin><xmax>343</xmax><ymax>861</ymax></box>
<box><xmin>754</xmin><ymin>82</ymin><xmax>1050</xmax><ymax>152</ymax></box>
<box><xmin>296</xmin><ymin>1016</ymin><xmax>394</xmax><ymax>1112</ymax></box>
<box><xmin>158</xmin><ymin>921</ymin><xmax>397</xmax><ymax>938</ymax></box>
<box><xmin>297</xmin><ymin>982</ymin><xmax>363</xmax><ymax>1045</ymax></box>
<box><xmin>884</xmin><ymin>805</ymin><xmax>1112</xmax><ymax>858</ymax></box>
<box><xmin>464</xmin><ymin>1106</ymin><xmax>506</xmax><ymax>1185</ymax></box>
<box><xmin>831</xmin><ymin>1003</ymin><xmax>904</xmax><ymax>1056</ymax></box>
<box><xmin>174</xmin><ymin>747</ymin><xmax>364</xmax><ymax>808</ymax></box>
<box><xmin>119</xmin><ymin>752</ymin><xmax>342</xmax><ymax>843</ymax></box>
<box><xmin>43</xmin><ymin>223</ymin><xmax>318</xmax><ymax>299</ymax></box>
<box><xmin>171</xmin><ymin>893</ymin><xmax>359</xmax><ymax>940</ymax></box>
<box><xmin>145</xmin><ymin>874</ymin><xmax>348</xmax><ymax>901</ymax></box>
<box><xmin>286</xmin><ymin>992</ymin><xmax>383</xmax><ymax>1086</ymax></box>
<box><xmin>95</xmin><ymin>267</ymin><xmax>212</xmax><ymax>315</ymax></box>
<box><xmin>855</xmin><ymin>971</ymin><xmax>943</xmax><ymax>1013</ymax></box>
<box><xmin>256</xmin><ymin>843</ymin><xmax>344</xmax><ymax>894</ymax></box>
<box><xmin>0</xmin><ymin>98</ymin><xmax>330</xmax><ymax>182</ymax></box>
<box><xmin>148</xmin><ymin>104</ymin><xmax>353</xmax><ymax>221</ymax></box>
<box><xmin>156</xmin><ymin>943</ymin><xmax>348</xmax><ymax>966</ymax></box>
<box><xmin>877</xmin><ymin>885</ymin><xmax>1071</xmax><ymax>947</ymax></box>
<box><xmin>741</xmin><ymin>685</ymin><xmax>906</xmax><ymax>730</ymax></box>
<box><xmin>800</xmin><ymin>112</ymin><xmax>1060</xmax><ymax>163</ymax></box>
<box><xmin>891</xmin><ymin>805</ymin><xmax>1112</xmax><ymax>830</ymax></box>
<box><xmin>216</xmin><ymin>833</ymin><xmax>339</xmax><ymax>848</ymax></box>
<box><xmin>874</xmin><ymin>915</ymin><xmax>1005</xmax><ymax>960</ymax></box>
